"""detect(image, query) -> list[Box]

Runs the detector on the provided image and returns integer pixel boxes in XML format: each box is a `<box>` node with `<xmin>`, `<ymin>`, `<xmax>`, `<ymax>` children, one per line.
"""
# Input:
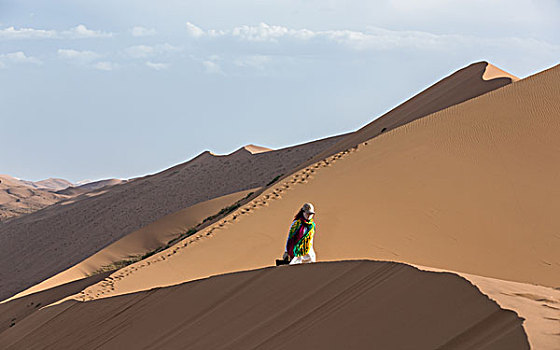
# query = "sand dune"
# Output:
<box><xmin>56</xmin><ymin>178</ymin><xmax>125</xmax><ymax>196</ymax></box>
<box><xmin>59</xmin><ymin>63</ymin><xmax>560</xmax><ymax>347</ymax></box>
<box><xmin>242</xmin><ymin>144</ymin><xmax>273</xmax><ymax>154</ymax></box>
<box><xmin>7</xmin><ymin>188</ymin><xmax>257</xmax><ymax>299</ymax></box>
<box><xmin>0</xmin><ymin>261</ymin><xmax>529</xmax><ymax>350</ymax></box>
<box><xmin>0</xmin><ymin>61</ymin><xmax>516</xmax><ymax>299</ymax></box>
<box><xmin>0</xmin><ymin>61</ymin><xmax>550</xmax><ymax>349</ymax></box>
<box><xmin>0</xmin><ymin>175</ymin><xmax>69</xmax><ymax>222</ymax></box>
<box><xmin>0</xmin><ymin>176</ymin><xmax>122</xmax><ymax>221</ymax></box>
<box><xmin>307</xmin><ymin>61</ymin><xmax>517</xmax><ymax>165</ymax></box>
<box><xmin>76</xmin><ymin>63</ymin><xmax>559</xmax><ymax>295</ymax></box>
<box><xmin>31</xmin><ymin>178</ymin><xmax>73</xmax><ymax>191</ymax></box>
<box><xmin>460</xmin><ymin>272</ymin><xmax>560</xmax><ymax>350</ymax></box>
<box><xmin>0</xmin><ymin>136</ymin><xmax>344</xmax><ymax>300</ymax></box>
<box><xmin>0</xmin><ymin>60</ymin><xmax>519</xmax><ymax>301</ymax></box>
<box><xmin>0</xmin><ymin>272</ymin><xmax>112</xmax><ymax>334</ymax></box>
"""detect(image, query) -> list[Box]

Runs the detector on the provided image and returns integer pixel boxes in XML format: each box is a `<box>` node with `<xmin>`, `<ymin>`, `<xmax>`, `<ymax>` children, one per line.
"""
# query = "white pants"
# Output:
<box><xmin>289</xmin><ymin>248</ymin><xmax>316</xmax><ymax>265</ymax></box>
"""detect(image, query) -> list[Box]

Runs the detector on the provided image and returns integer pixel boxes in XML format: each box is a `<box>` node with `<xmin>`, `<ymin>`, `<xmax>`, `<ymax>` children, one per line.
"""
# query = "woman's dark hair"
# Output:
<box><xmin>294</xmin><ymin>209</ymin><xmax>305</xmax><ymax>221</ymax></box>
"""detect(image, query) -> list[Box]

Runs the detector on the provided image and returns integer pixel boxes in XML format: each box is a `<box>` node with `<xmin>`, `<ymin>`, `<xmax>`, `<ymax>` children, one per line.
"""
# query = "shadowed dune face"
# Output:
<box><xmin>0</xmin><ymin>261</ymin><xmax>529</xmax><ymax>350</ymax></box>
<box><xmin>0</xmin><ymin>135</ymin><xmax>344</xmax><ymax>301</ymax></box>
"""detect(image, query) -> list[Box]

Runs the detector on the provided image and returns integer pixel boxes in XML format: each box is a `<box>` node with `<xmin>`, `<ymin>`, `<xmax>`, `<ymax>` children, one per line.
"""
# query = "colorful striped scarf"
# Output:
<box><xmin>286</xmin><ymin>218</ymin><xmax>315</xmax><ymax>259</ymax></box>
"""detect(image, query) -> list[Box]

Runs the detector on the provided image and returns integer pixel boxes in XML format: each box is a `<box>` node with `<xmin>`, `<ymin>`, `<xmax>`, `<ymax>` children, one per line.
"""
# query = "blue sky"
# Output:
<box><xmin>1</xmin><ymin>0</ymin><xmax>559</xmax><ymax>182</ymax></box>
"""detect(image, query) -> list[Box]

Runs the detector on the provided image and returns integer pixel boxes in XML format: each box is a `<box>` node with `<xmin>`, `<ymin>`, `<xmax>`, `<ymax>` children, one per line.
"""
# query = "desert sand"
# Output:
<box><xmin>1</xmin><ymin>61</ymin><xmax>556</xmax><ymax>349</ymax></box>
<box><xmin>7</xmin><ymin>188</ymin><xmax>257</xmax><ymax>299</ymax></box>
<box><xmin>49</xmin><ymin>62</ymin><xmax>558</xmax><ymax>347</ymax></box>
<box><xmin>0</xmin><ymin>61</ymin><xmax>515</xmax><ymax>301</ymax></box>
<box><xmin>71</xmin><ymin>62</ymin><xmax>557</xmax><ymax>296</ymax></box>
<box><xmin>0</xmin><ymin>261</ymin><xmax>529</xmax><ymax>350</ymax></box>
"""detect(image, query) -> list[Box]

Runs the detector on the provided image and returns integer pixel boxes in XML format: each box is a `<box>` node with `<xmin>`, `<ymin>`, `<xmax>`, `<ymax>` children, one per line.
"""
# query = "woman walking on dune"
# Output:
<box><xmin>282</xmin><ymin>203</ymin><xmax>316</xmax><ymax>265</ymax></box>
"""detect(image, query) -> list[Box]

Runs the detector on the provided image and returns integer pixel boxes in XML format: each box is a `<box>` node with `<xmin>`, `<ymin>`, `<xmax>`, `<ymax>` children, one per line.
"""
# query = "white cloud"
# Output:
<box><xmin>231</xmin><ymin>23</ymin><xmax>316</xmax><ymax>42</ymax></box>
<box><xmin>0</xmin><ymin>24</ymin><xmax>112</xmax><ymax>40</ymax></box>
<box><xmin>184</xmin><ymin>21</ymin><xmax>560</xmax><ymax>55</ymax></box>
<box><xmin>63</xmin><ymin>25</ymin><xmax>113</xmax><ymax>39</ymax></box>
<box><xmin>125</xmin><ymin>45</ymin><xmax>155</xmax><ymax>58</ymax></box>
<box><xmin>93</xmin><ymin>61</ymin><xmax>118</xmax><ymax>71</ymax></box>
<box><xmin>146</xmin><ymin>61</ymin><xmax>169</xmax><ymax>70</ymax></box>
<box><xmin>0</xmin><ymin>26</ymin><xmax>57</xmax><ymax>40</ymax></box>
<box><xmin>130</xmin><ymin>26</ymin><xmax>156</xmax><ymax>37</ymax></box>
<box><xmin>234</xmin><ymin>55</ymin><xmax>271</xmax><ymax>70</ymax></box>
<box><xmin>186</xmin><ymin>22</ymin><xmax>205</xmax><ymax>38</ymax></box>
<box><xmin>124</xmin><ymin>43</ymin><xmax>181</xmax><ymax>58</ymax></box>
<box><xmin>0</xmin><ymin>51</ymin><xmax>42</xmax><ymax>67</ymax></box>
<box><xmin>202</xmin><ymin>60</ymin><xmax>223</xmax><ymax>74</ymax></box>
<box><xmin>58</xmin><ymin>49</ymin><xmax>100</xmax><ymax>61</ymax></box>
<box><xmin>185</xmin><ymin>22</ymin><xmax>316</xmax><ymax>42</ymax></box>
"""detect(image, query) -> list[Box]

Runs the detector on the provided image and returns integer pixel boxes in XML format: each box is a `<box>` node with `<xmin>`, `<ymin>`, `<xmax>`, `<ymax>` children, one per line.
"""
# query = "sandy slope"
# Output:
<box><xmin>461</xmin><ymin>272</ymin><xmax>560</xmax><ymax>350</ymax></box>
<box><xmin>63</xmin><ymin>63</ymin><xmax>560</xmax><ymax>347</ymax></box>
<box><xmin>0</xmin><ymin>137</ymin><xmax>344</xmax><ymax>300</ymax></box>
<box><xmin>7</xmin><ymin>188</ymin><xmax>257</xmax><ymax>300</ymax></box>
<box><xmin>0</xmin><ymin>261</ymin><xmax>529</xmax><ymax>350</ymax></box>
<box><xmin>0</xmin><ymin>272</ymin><xmax>112</xmax><ymax>334</ymax></box>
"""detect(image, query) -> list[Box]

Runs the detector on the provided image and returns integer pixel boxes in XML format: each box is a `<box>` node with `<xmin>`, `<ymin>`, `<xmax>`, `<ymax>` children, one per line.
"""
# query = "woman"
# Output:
<box><xmin>283</xmin><ymin>202</ymin><xmax>316</xmax><ymax>265</ymax></box>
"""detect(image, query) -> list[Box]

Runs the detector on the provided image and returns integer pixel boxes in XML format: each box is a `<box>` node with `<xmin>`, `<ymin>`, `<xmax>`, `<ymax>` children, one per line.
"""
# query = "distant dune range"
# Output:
<box><xmin>0</xmin><ymin>261</ymin><xmax>529</xmax><ymax>350</ymax></box>
<box><xmin>0</xmin><ymin>175</ymin><xmax>70</xmax><ymax>221</ymax></box>
<box><xmin>0</xmin><ymin>176</ymin><xmax>124</xmax><ymax>221</ymax></box>
<box><xmin>3</xmin><ymin>61</ymin><xmax>557</xmax><ymax>348</ymax></box>
<box><xmin>55</xmin><ymin>178</ymin><xmax>126</xmax><ymax>196</ymax></box>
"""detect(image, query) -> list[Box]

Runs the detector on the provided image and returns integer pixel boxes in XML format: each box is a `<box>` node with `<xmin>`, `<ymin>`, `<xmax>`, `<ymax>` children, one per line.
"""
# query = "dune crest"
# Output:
<box><xmin>483</xmin><ymin>63</ymin><xmax>520</xmax><ymax>81</ymax></box>
<box><xmin>0</xmin><ymin>261</ymin><xmax>529</xmax><ymax>350</ymax></box>
<box><xmin>241</xmin><ymin>144</ymin><xmax>273</xmax><ymax>154</ymax></box>
<box><xmin>306</xmin><ymin>61</ymin><xmax>517</xmax><ymax>164</ymax></box>
<box><xmin>55</xmin><ymin>178</ymin><xmax>125</xmax><ymax>196</ymax></box>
